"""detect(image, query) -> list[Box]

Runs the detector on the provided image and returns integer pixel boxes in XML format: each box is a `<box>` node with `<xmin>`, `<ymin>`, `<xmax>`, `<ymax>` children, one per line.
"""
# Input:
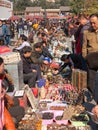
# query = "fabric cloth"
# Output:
<box><xmin>86</xmin><ymin>52</ymin><xmax>98</xmax><ymax>71</ymax></box>
<box><xmin>0</xmin><ymin>25</ymin><xmax>8</xmax><ymax>37</ymax></box>
<box><xmin>31</xmin><ymin>64</ymin><xmax>42</xmax><ymax>80</ymax></box>
<box><xmin>31</xmin><ymin>49</ymin><xmax>44</xmax><ymax>64</ymax></box>
<box><xmin>8</xmin><ymin>98</ymin><xmax>25</xmax><ymax>123</ymax></box>
<box><xmin>0</xmin><ymin>71</ymin><xmax>14</xmax><ymax>92</ymax></box>
<box><xmin>21</xmin><ymin>56</ymin><xmax>33</xmax><ymax>74</ymax></box>
<box><xmin>42</xmin><ymin>47</ymin><xmax>53</xmax><ymax>60</ymax></box>
<box><xmin>16</xmin><ymin>41</ymin><xmax>30</xmax><ymax>50</ymax></box>
<box><xmin>23</xmin><ymin>72</ymin><xmax>37</xmax><ymax>87</ymax></box>
<box><xmin>87</xmin><ymin>69</ymin><xmax>96</xmax><ymax>95</ymax></box>
<box><xmin>82</xmin><ymin>29</ymin><xmax>98</xmax><ymax>57</ymax></box>
<box><xmin>75</xmin><ymin>22</ymin><xmax>90</xmax><ymax>54</ymax></box>
<box><xmin>21</xmin><ymin>55</ymin><xmax>41</xmax><ymax>79</ymax></box>
<box><xmin>31</xmin><ymin>47</ymin><xmax>53</xmax><ymax>64</ymax></box>
<box><xmin>21</xmin><ymin>55</ymin><xmax>38</xmax><ymax>87</ymax></box>
<box><xmin>0</xmin><ymin>24</ymin><xmax>8</xmax><ymax>45</ymax></box>
<box><xmin>0</xmin><ymin>80</ymin><xmax>4</xmax><ymax>130</ymax></box>
<box><xmin>94</xmin><ymin>72</ymin><xmax>98</xmax><ymax>103</ymax></box>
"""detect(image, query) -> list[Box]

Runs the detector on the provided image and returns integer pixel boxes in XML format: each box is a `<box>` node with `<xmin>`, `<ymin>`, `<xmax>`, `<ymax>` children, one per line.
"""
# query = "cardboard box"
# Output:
<box><xmin>14</xmin><ymin>90</ymin><xmax>27</xmax><ymax>108</ymax></box>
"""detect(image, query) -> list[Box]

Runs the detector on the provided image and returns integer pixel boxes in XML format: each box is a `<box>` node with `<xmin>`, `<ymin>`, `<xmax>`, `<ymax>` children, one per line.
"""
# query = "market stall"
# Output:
<box><xmin>16</xmin><ymin>68</ymin><xmax>90</xmax><ymax>130</ymax></box>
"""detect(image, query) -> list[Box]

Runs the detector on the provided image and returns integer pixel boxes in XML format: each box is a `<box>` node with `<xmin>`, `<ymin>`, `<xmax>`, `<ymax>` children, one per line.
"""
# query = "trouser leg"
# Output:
<box><xmin>23</xmin><ymin>72</ymin><xmax>37</xmax><ymax>87</ymax></box>
<box><xmin>31</xmin><ymin>64</ymin><xmax>42</xmax><ymax>80</ymax></box>
<box><xmin>87</xmin><ymin>69</ymin><xmax>96</xmax><ymax>95</ymax></box>
<box><xmin>94</xmin><ymin>72</ymin><xmax>98</xmax><ymax>103</ymax></box>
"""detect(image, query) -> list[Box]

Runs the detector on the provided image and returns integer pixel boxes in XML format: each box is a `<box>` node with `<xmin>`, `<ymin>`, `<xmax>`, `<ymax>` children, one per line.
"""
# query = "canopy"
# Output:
<box><xmin>25</xmin><ymin>15</ymin><xmax>34</xmax><ymax>20</ymax></box>
<box><xmin>25</xmin><ymin>15</ymin><xmax>43</xmax><ymax>20</ymax></box>
<box><xmin>9</xmin><ymin>15</ymin><xmax>20</xmax><ymax>21</ymax></box>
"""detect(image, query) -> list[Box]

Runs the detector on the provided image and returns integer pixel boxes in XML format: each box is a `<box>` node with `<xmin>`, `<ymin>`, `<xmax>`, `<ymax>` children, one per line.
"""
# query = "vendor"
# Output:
<box><xmin>59</xmin><ymin>54</ymin><xmax>88</xmax><ymax>71</ymax></box>
<box><xmin>53</xmin><ymin>54</ymin><xmax>88</xmax><ymax>78</ymax></box>
<box><xmin>20</xmin><ymin>46</ymin><xmax>38</xmax><ymax>88</ymax></box>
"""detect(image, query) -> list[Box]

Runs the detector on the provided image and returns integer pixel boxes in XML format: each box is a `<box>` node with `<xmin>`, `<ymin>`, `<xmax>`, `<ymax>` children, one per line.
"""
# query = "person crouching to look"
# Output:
<box><xmin>21</xmin><ymin>46</ymin><xmax>37</xmax><ymax>88</ymax></box>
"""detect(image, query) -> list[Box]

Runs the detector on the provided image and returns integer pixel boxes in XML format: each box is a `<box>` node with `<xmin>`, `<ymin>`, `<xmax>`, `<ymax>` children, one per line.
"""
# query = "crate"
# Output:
<box><xmin>72</xmin><ymin>69</ymin><xmax>87</xmax><ymax>92</ymax></box>
<box><xmin>5</xmin><ymin>60</ymin><xmax>24</xmax><ymax>91</ymax></box>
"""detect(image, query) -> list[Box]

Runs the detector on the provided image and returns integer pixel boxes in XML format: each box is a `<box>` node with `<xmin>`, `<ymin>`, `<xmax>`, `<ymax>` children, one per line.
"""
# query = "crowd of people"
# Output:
<box><xmin>0</xmin><ymin>13</ymin><xmax>98</xmax><ymax>129</ymax></box>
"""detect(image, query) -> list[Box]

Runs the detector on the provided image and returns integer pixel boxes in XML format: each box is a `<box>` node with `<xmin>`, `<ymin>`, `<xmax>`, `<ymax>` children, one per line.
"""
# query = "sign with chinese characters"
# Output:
<box><xmin>0</xmin><ymin>0</ymin><xmax>11</xmax><ymax>8</ymax></box>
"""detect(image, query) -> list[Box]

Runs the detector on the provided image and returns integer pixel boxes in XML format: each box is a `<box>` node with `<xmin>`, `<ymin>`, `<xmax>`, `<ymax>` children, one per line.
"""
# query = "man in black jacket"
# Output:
<box><xmin>41</xmin><ymin>40</ymin><xmax>53</xmax><ymax>60</ymax></box>
<box><xmin>53</xmin><ymin>54</ymin><xmax>88</xmax><ymax>78</ymax></box>
<box><xmin>31</xmin><ymin>42</ymin><xmax>52</xmax><ymax>64</ymax></box>
<box><xmin>60</xmin><ymin>54</ymin><xmax>88</xmax><ymax>72</ymax></box>
<box><xmin>21</xmin><ymin>46</ymin><xmax>39</xmax><ymax>88</ymax></box>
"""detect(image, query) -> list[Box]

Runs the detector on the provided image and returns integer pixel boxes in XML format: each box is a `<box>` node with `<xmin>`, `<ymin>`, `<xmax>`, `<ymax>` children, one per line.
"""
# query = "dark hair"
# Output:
<box><xmin>41</xmin><ymin>33</ymin><xmax>46</xmax><ymax>37</ymax></box>
<box><xmin>60</xmin><ymin>54</ymin><xmax>68</xmax><ymax>61</ymax></box>
<box><xmin>75</xmin><ymin>21</ymin><xmax>80</xmax><ymax>25</ymax></box>
<box><xmin>20</xmin><ymin>34</ymin><xmax>28</xmax><ymax>41</ymax></box>
<box><xmin>90</xmin><ymin>13</ymin><xmax>98</xmax><ymax>18</ymax></box>
<box><xmin>21</xmin><ymin>46</ymin><xmax>32</xmax><ymax>54</ymax></box>
<box><xmin>34</xmin><ymin>42</ymin><xmax>42</xmax><ymax>48</ymax></box>
<box><xmin>78</xmin><ymin>14</ymin><xmax>87</xmax><ymax>19</ymax></box>
<box><xmin>3</xmin><ymin>20</ymin><xmax>6</xmax><ymax>23</ymax></box>
<box><xmin>41</xmin><ymin>40</ymin><xmax>47</xmax><ymax>45</ymax></box>
<box><xmin>0</xmin><ymin>57</ymin><xmax>4</xmax><ymax>65</ymax></box>
<box><xmin>37</xmin><ymin>32</ymin><xmax>41</xmax><ymax>36</ymax></box>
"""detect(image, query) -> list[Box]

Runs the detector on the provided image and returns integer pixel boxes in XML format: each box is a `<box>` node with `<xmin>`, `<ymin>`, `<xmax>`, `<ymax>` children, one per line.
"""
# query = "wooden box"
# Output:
<box><xmin>72</xmin><ymin>69</ymin><xmax>87</xmax><ymax>92</ymax></box>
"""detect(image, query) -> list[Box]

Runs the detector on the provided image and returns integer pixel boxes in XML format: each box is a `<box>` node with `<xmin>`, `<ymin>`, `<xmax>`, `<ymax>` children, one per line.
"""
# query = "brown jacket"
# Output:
<box><xmin>82</xmin><ymin>29</ymin><xmax>98</xmax><ymax>57</ymax></box>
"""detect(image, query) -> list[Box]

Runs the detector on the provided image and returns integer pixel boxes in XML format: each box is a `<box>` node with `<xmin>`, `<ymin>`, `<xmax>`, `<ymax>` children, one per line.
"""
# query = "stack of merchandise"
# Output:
<box><xmin>18</xmin><ymin>108</ymin><xmax>42</xmax><ymax>130</ymax></box>
<box><xmin>18</xmin><ymin>66</ymin><xmax>90</xmax><ymax>130</ymax></box>
<box><xmin>41</xmin><ymin>103</ymin><xmax>90</xmax><ymax>130</ymax></box>
<box><xmin>40</xmin><ymin>83</ymin><xmax>75</xmax><ymax>101</ymax></box>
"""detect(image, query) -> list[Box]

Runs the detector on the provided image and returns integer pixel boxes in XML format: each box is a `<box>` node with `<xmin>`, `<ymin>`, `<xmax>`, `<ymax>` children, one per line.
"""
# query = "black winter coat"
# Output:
<box><xmin>21</xmin><ymin>55</ymin><xmax>32</xmax><ymax>74</ymax></box>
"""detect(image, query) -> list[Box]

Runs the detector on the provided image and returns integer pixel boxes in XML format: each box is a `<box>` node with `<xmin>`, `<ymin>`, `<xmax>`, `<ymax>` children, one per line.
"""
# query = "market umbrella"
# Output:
<box><xmin>9</xmin><ymin>15</ymin><xmax>20</xmax><ymax>21</ymax></box>
<box><xmin>33</xmin><ymin>16</ymin><xmax>43</xmax><ymax>20</ymax></box>
<box><xmin>25</xmin><ymin>15</ymin><xmax>34</xmax><ymax>20</ymax></box>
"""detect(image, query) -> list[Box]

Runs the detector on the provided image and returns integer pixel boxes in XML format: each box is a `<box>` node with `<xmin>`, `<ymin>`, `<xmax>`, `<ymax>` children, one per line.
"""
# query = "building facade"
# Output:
<box><xmin>25</xmin><ymin>7</ymin><xmax>43</xmax><ymax>16</ymax></box>
<box><xmin>25</xmin><ymin>6</ymin><xmax>71</xmax><ymax>17</ymax></box>
<box><xmin>46</xmin><ymin>0</ymin><xmax>55</xmax><ymax>2</ymax></box>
